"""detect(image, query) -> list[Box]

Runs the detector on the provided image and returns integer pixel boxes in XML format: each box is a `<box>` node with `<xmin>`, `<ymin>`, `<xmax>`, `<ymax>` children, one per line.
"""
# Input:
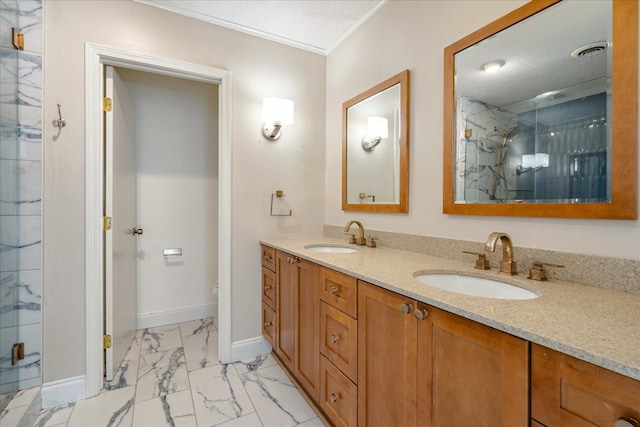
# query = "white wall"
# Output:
<box><xmin>43</xmin><ymin>1</ymin><xmax>326</xmax><ymax>382</ymax></box>
<box><xmin>116</xmin><ymin>69</ymin><xmax>218</xmax><ymax>326</ymax></box>
<box><xmin>326</xmin><ymin>1</ymin><xmax>640</xmax><ymax>260</ymax></box>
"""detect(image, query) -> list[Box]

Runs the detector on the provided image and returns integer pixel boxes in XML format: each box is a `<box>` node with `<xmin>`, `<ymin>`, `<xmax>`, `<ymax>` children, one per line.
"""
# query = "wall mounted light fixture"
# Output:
<box><xmin>361</xmin><ymin>116</ymin><xmax>388</xmax><ymax>151</ymax></box>
<box><xmin>517</xmin><ymin>153</ymin><xmax>549</xmax><ymax>175</ymax></box>
<box><xmin>262</xmin><ymin>97</ymin><xmax>294</xmax><ymax>141</ymax></box>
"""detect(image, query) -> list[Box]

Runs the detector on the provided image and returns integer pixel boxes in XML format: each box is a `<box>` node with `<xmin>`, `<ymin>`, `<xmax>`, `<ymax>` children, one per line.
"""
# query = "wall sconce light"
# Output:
<box><xmin>362</xmin><ymin>116</ymin><xmax>388</xmax><ymax>151</ymax></box>
<box><xmin>262</xmin><ymin>97</ymin><xmax>294</xmax><ymax>141</ymax></box>
<box><xmin>517</xmin><ymin>153</ymin><xmax>549</xmax><ymax>175</ymax></box>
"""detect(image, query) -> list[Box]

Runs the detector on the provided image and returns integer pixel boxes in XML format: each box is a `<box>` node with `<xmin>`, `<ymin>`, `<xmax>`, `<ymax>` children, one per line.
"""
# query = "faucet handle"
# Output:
<box><xmin>462</xmin><ymin>251</ymin><xmax>490</xmax><ymax>270</ymax></box>
<box><xmin>344</xmin><ymin>233</ymin><xmax>356</xmax><ymax>244</ymax></box>
<box><xmin>366</xmin><ymin>237</ymin><xmax>378</xmax><ymax>248</ymax></box>
<box><xmin>528</xmin><ymin>261</ymin><xmax>564</xmax><ymax>281</ymax></box>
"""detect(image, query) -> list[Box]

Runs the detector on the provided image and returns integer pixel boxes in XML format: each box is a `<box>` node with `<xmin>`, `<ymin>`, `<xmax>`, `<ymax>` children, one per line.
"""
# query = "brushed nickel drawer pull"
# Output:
<box><xmin>330</xmin><ymin>393</ymin><xmax>341</xmax><ymax>403</ymax></box>
<box><xmin>329</xmin><ymin>286</ymin><xmax>339</xmax><ymax>295</ymax></box>
<box><xmin>264</xmin><ymin>321</ymin><xmax>272</xmax><ymax>328</ymax></box>
<box><xmin>330</xmin><ymin>334</ymin><xmax>340</xmax><ymax>344</ymax></box>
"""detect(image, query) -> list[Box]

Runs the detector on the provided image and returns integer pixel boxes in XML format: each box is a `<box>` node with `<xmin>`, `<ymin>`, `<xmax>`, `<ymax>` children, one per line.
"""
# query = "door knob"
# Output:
<box><xmin>615</xmin><ymin>418</ymin><xmax>640</xmax><ymax>427</ymax></box>
<box><xmin>400</xmin><ymin>303</ymin><xmax>413</xmax><ymax>314</ymax></box>
<box><xmin>133</xmin><ymin>227</ymin><xmax>143</xmax><ymax>235</ymax></box>
<box><xmin>414</xmin><ymin>309</ymin><xmax>428</xmax><ymax>320</ymax></box>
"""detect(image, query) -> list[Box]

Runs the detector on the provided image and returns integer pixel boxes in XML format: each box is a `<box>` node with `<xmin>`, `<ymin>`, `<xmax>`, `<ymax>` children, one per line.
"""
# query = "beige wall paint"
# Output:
<box><xmin>43</xmin><ymin>1</ymin><xmax>326</xmax><ymax>382</ymax></box>
<box><xmin>326</xmin><ymin>1</ymin><xmax>640</xmax><ymax>260</ymax></box>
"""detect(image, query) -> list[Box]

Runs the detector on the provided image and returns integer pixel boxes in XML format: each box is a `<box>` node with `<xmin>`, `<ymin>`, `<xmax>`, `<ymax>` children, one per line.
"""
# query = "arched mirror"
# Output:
<box><xmin>343</xmin><ymin>70</ymin><xmax>410</xmax><ymax>213</ymax></box>
<box><xmin>443</xmin><ymin>0</ymin><xmax>637</xmax><ymax>219</ymax></box>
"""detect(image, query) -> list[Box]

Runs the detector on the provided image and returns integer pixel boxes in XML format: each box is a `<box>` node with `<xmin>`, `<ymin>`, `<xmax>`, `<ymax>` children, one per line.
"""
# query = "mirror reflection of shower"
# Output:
<box><xmin>491</xmin><ymin>126</ymin><xmax>519</xmax><ymax>201</ymax></box>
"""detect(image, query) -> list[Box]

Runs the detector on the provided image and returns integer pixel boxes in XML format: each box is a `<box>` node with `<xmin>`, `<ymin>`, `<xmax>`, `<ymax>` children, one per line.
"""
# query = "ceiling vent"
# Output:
<box><xmin>570</xmin><ymin>42</ymin><xmax>608</xmax><ymax>58</ymax></box>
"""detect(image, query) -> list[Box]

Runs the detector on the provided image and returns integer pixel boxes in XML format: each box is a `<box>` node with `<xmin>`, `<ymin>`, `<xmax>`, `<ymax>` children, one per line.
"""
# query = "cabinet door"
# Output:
<box><xmin>531</xmin><ymin>343</ymin><xmax>640</xmax><ymax>427</ymax></box>
<box><xmin>416</xmin><ymin>304</ymin><xmax>529</xmax><ymax>427</ymax></box>
<box><xmin>358</xmin><ymin>281</ymin><xmax>417</xmax><ymax>427</ymax></box>
<box><xmin>275</xmin><ymin>251</ymin><xmax>296</xmax><ymax>368</ymax></box>
<box><xmin>262</xmin><ymin>302</ymin><xmax>276</xmax><ymax>347</ymax></box>
<box><xmin>294</xmin><ymin>258</ymin><xmax>320</xmax><ymax>401</ymax></box>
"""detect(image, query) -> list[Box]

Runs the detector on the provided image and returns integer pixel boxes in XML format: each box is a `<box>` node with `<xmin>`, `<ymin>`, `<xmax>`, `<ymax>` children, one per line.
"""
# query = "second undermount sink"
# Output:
<box><xmin>414</xmin><ymin>273</ymin><xmax>539</xmax><ymax>300</ymax></box>
<box><xmin>304</xmin><ymin>244</ymin><xmax>358</xmax><ymax>254</ymax></box>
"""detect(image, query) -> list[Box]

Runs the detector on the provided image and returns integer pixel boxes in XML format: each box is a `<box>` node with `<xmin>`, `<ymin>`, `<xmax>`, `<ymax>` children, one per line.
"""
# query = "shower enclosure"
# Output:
<box><xmin>1</xmin><ymin>0</ymin><xmax>43</xmax><ymax>411</ymax></box>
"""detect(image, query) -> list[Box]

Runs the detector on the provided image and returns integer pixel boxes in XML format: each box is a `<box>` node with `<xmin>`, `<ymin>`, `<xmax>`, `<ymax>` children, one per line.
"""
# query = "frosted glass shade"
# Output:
<box><xmin>535</xmin><ymin>153</ymin><xmax>549</xmax><ymax>168</ymax></box>
<box><xmin>522</xmin><ymin>154</ymin><xmax>535</xmax><ymax>168</ymax></box>
<box><xmin>263</xmin><ymin>97</ymin><xmax>294</xmax><ymax>125</ymax></box>
<box><xmin>522</xmin><ymin>153</ymin><xmax>549</xmax><ymax>168</ymax></box>
<box><xmin>367</xmin><ymin>116</ymin><xmax>388</xmax><ymax>139</ymax></box>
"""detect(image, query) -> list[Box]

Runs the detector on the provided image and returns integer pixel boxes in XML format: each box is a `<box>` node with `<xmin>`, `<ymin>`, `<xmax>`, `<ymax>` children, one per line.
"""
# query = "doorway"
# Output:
<box><xmin>103</xmin><ymin>66</ymin><xmax>220</xmax><ymax>381</ymax></box>
<box><xmin>84</xmin><ymin>43</ymin><xmax>232</xmax><ymax>399</ymax></box>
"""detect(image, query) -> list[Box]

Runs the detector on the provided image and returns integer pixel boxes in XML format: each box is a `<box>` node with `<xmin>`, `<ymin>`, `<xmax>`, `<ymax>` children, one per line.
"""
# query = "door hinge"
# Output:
<box><xmin>103</xmin><ymin>334</ymin><xmax>112</xmax><ymax>350</ymax></box>
<box><xmin>103</xmin><ymin>216</ymin><xmax>112</xmax><ymax>231</ymax></box>
<box><xmin>103</xmin><ymin>97</ymin><xmax>112</xmax><ymax>112</ymax></box>
<box><xmin>12</xmin><ymin>28</ymin><xmax>24</xmax><ymax>51</ymax></box>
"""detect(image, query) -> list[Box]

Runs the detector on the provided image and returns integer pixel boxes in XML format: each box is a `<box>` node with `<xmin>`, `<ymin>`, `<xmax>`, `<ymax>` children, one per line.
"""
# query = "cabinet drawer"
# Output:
<box><xmin>531</xmin><ymin>343</ymin><xmax>640</xmax><ymax>426</ymax></box>
<box><xmin>320</xmin><ymin>356</ymin><xmax>357</xmax><ymax>427</ymax></box>
<box><xmin>262</xmin><ymin>302</ymin><xmax>276</xmax><ymax>347</ymax></box>
<box><xmin>262</xmin><ymin>267</ymin><xmax>276</xmax><ymax>309</ymax></box>
<box><xmin>261</xmin><ymin>244</ymin><xmax>276</xmax><ymax>272</ymax></box>
<box><xmin>320</xmin><ymin>268</ymin><xmax>357</xmax><ymax>318</ymax></box>
<box><xmin>320</xmin><ymin>302</ymin><xmax>357</xmax><ymax>383</ymax></box>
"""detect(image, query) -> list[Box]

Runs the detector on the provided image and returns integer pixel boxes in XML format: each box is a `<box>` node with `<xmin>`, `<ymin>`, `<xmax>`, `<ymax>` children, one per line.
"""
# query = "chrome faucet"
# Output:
<box><xmin>484</xmin><ymin>232</ymin><xmax>517</xmax><ymax>275</ymax></box>
<box><xmin>344</xmin><ymin>220</ymin><xmax>366</xmax><ymax>245</ymax></box>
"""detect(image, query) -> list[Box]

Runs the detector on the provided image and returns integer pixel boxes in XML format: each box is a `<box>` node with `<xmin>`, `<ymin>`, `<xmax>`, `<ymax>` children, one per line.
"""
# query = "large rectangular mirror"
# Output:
<box><xmin>343</xmin><ymin>70</ymin><xmax>410</xmax><ymax>213</ymax></box>
<box><xmin>443</xmin><ymin>0</ymin><xmax>637</xmax><ymax>219</ymax></box>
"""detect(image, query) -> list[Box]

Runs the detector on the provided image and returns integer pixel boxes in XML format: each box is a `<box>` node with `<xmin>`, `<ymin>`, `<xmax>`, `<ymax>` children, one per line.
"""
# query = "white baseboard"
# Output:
<box><xmin>231</xmin><ymin>336</ymin><xmax>272</xmax><ymax>362</ymax></box>
<box><xmin>137</xmin><ymin>304</ymin><xmax>217</xmax><ymax>330</ymax></box>
<box><xmin>41</xmin><ymin>375</ymin><xmax>86</xmax><ymax>408</ymax></box>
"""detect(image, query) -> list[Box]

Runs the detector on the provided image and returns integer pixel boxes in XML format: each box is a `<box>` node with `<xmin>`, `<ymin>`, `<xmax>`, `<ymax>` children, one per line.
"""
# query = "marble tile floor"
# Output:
<box><xmin>2</xmin><ymin>317</ymin><xmax>326</xmax><ymax>427</ymax></box>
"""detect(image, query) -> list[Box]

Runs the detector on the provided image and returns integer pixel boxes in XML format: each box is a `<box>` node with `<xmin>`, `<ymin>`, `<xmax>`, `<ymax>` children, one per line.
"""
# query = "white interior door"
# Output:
<box><xmin>104</xmin><ymin>66</ymin><xmax>138</xmax><ymax>381</ymax></box>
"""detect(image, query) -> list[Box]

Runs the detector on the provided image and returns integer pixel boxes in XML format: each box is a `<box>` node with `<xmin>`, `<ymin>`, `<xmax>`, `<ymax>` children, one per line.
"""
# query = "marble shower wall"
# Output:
<box><xmin>0</xmin><ymin>0</ymin><xmax>43</xmax><ymax>394</ymax></box>
<box><xmin>456</xmin><ymin>96</ymin><xmax>517</xmax><ymax>202</ymax></box>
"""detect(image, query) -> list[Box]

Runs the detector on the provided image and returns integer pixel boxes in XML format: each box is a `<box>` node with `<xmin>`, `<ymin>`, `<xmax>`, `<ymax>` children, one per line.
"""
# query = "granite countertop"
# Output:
<box><xmin>260</xmin><ymin>236</ymin><xmax>640</xmax><ymax>381</ymax></box>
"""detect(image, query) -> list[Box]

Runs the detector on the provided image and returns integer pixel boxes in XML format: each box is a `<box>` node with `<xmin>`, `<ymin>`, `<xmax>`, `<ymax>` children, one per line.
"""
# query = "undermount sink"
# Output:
<box><xmin>304</xmin><ymin>244</ymin><xmax>358</xmax><ymax>254</ymax></box>
<box><xmin>413</xmin><ymin>273</ymin><xmax>539</xmax><ymax>300</ymax></box>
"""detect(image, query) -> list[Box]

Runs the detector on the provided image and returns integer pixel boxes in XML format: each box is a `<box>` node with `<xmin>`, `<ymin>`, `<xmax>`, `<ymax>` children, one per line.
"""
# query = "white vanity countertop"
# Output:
<box><xmin>260</xmin><ymin>236</ymin><xmax>640</xmax><ymax>381</ymax></box>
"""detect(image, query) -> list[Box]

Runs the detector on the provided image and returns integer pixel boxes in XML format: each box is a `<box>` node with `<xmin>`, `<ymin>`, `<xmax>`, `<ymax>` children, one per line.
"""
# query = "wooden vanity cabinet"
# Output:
<box><xmin>358</xmin><ymin>282</ymin><xmax>528</xmax><ymax>427</ymax></box>
<box><xmin>261</xmin><ymin>245</ymin><xmax>639</xmax><ymax>427</ymax></box>
<box><xmin>416</xmin><ymin>303</ymin><xmax>529</xmax><ymax>426</ymax></box>
<box><xmin>274</xmin><ymin>250</ymin><xmax>321</xmax><ymax>402</ymax></box>
<box><xmin>319</xmin><ymin>267</ymin><xmax>359</xmax><ymax>426</ymax></box>
<box><xmin>261</xmin><ymin>245</ymin><xmax>277</xmax><ymax>347</ymax></box>
<box><xmin>531</xmin><ymin>344</ymin><xmax>640</xmax><ymax>427</ymax></box>
<box><xmin>358</xmin><ymin>281</ymin><xmax>418</xmax><ymax>427</ymax></box>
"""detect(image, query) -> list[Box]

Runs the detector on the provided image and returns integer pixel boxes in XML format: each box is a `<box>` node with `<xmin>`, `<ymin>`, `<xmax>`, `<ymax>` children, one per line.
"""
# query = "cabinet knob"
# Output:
<box><xmin>329</xmin><ymin>286</ymin><xmax>339</xmax><ymax>295</ymax></box>
<box><xmin>616</xmin><ymin>418</ymin><xmax>640</xmax><ymax>427</ymax></box>
<box><xmin>330</xmin><ymin>393</ymin><xmax>341</xmax><ymax>403</ymax></box>
<box><xmin>264</xmin><ymin>321</ymin><xmax>272</xmax><ymax>328</ymax></box>
<box><xmin>400</xmin><ymin>303</ymin><xmax>413</xmax><ymax>314</ymax></box>
<box><xmin>264</xmin><ymin>285</ymin><xmax>272</xmax><ymax>291</ymax></box>
<box><xmin>330</xmin><ymin>334</ymin><xmax>340</xmax><ymax>344</ymax></box>
<box><xmin>414</xmin><ymin>308</ymin><xmax>428</xmax><ymax>320</ymax></box>
<box><xmin>263</xmin><ymin>253</ymin><xmax>273</xmax><ymax>261</ymax></box>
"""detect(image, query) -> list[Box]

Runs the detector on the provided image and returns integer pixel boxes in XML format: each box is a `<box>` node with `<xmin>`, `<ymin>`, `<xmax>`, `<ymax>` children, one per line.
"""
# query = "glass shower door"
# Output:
<box><xmin>0</xmin><ymin>1</ymin><xmax>21</xmax><ymax>410</ymax></box>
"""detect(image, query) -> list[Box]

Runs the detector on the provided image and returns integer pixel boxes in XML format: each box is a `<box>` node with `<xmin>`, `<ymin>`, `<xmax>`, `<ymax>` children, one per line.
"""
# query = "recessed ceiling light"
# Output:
<box><xmin>481</xmin><ymin>60</ymin><xmax>505</xmax><ymax>72</ymax></box>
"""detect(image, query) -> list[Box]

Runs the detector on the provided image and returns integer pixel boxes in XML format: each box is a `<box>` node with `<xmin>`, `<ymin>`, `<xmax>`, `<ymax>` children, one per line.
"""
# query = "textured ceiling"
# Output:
<box><xmin>135</xmin><ymin>0</ymin><xmax>386</xmax><ymax>55</ymax></box>
<box><xmin>455</xmin><ymin>0</ymin><xmax>610</xmax><ymax>111</ymax></box>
